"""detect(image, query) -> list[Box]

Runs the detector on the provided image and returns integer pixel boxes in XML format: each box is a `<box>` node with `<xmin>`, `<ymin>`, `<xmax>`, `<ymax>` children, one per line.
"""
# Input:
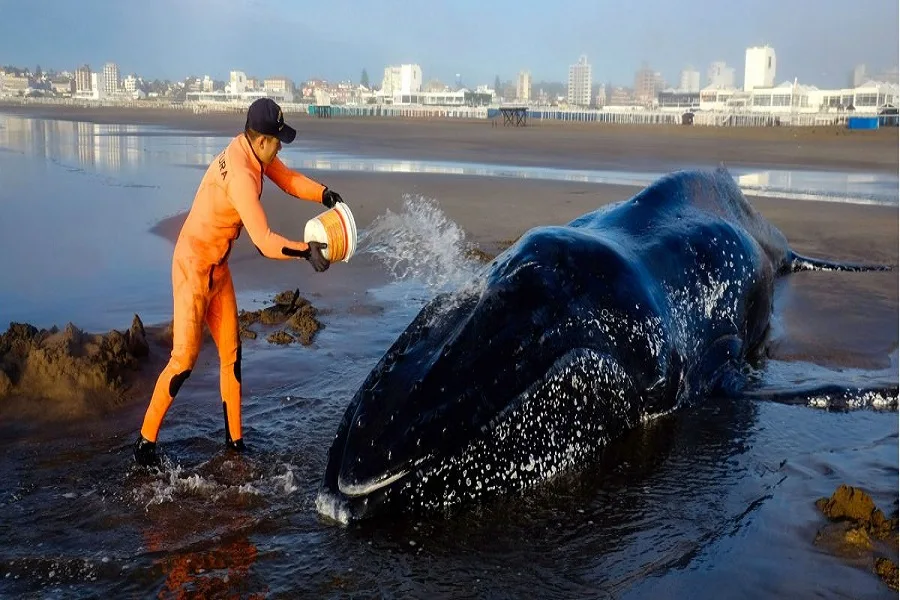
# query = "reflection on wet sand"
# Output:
<box><xmin>0</xmin><ymin>115</ymin><xmax>227</xmax><ymax>173</ymax></box>
<box><xmin>1</xmin><ymin>114</ymin><xmax>896</xmax><ymax>206</ymax></box>
<box><xmin>142</xmin><ymin>512</ymin><xmax>267</xmax><ymax>599</ymax></box>
<box><xmin>286</xmin><ymin>153</ymin><xmax>899</xmax><ymax>205</ymax></box>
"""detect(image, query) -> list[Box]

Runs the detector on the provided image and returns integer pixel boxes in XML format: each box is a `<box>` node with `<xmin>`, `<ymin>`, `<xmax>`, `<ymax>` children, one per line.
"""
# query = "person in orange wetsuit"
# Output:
<box><xmin>134</xmin><ymin>98</ymin><xmax>344</xmax><ymax>467</ymax></box>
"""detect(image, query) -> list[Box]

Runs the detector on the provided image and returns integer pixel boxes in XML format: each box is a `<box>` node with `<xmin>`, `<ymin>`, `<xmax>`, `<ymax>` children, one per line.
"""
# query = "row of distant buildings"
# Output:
<box><xmin>556</xmin><ymin>46</ymin><xmax>898</xmax><ymax>114</ymax></box>
<box><xmin>3</xmin><ymin>47</ymin><xmax>898</xmax><ymax>117</ymax></box>
<box><xmin>341</xmin><ymin>50</ymin><xmax>898</xmax><ymax>116</ymax></box>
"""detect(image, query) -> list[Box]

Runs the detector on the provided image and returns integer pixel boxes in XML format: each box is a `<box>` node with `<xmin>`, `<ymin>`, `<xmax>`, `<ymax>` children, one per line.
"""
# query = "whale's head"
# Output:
<box><xmin>317</xmin><ymin>226</ymin><xmax>668</xmax><ymax>522</ymax></box>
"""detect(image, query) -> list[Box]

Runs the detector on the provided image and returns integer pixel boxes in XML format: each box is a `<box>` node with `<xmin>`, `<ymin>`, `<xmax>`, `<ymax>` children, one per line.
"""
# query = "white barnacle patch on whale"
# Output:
<box><xmin>399</xmin><ymin>349</ymin><xmax>641</xmax><ymax>512</ymax></box>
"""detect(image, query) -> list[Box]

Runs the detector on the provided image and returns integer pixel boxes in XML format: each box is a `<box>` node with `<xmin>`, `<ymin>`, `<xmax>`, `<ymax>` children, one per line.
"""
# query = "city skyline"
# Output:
<box><xmin>1</xmin><ymin>0</ymin><xmax>898</xmax><ymax>89</ymax></box>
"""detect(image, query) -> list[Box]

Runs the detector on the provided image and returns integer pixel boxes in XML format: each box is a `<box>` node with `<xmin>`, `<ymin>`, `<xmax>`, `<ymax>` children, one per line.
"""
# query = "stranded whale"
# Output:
<box><xmin>317</xmin><ymin>166</ymin><xmax>892</xmax><ymax>522</ymax></box>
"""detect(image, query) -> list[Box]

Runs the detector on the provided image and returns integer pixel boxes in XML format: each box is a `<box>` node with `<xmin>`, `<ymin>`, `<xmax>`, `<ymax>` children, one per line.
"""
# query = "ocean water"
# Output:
<box><xmin>0</xmin><ymin>113</ymin><xmax>897</xmax><ymax>599</ymax></box>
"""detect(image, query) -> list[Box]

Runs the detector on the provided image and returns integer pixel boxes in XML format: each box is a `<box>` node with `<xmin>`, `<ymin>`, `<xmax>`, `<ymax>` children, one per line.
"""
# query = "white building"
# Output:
<box><xmin>698</xmin><ymin>79</ymin><xmax>897</xmax><ymax>115</ymax></box>
<box><xmin>81</xmin><ymin>71</ymin><xmax>108</xmax><ymax>100</ymax></box>
<box><xmin>699</xmin><ymin>86</ymin><xmax>736</xmax><ymax>111</ymax></box>
<box><xmin>567</xmin><ymin>55</ymin><xmax>592</xmax><ymax>107</ymax></box>
<box><xmin>202</xmin><ymin>75</ymin><xmax>214</xmax><ymax>92</ymax></box>
<box><xmin>264</xmin><ymin>76</ymin><xmax>294</xmax><ymax>102</ymax></box>
<box><xmin>102</xmin><ymin>62</ymin><xmax>120</xmax><ymax>96</ymax></box>
<box><xmin>516</xmin><ymin>70</ymin><xmax>531</xmax><ymax>102</ymax></box>
<box><xmin>809</xmin><ymin>80</ymin><xmax>898</xmax><ymax>113</ymax></box>
<box><xmin>679</xmin><ymin>67</ymin><xmax>701</xmax><ymax>92</ymax></box>
<box><xmin>381</xmin><ymin>64</ymin><xmax>423</xmax><ymax>99</ymax></box>
<box><xmin>707</xmin><ymin>61</ymin><xmax>735</xmax><ymax>89</ymax></box>
<box><xmin>744</xmin><ymin>45</ymin><xmax>776</xmax><ymax>91</ymax></box>
<box><xmin>124</xmin><ymin>74</ymin><xmax>138</xmax><ymax>93</ymax></box>
<box><xmin>228</xmin><ymin>71</ymin><xmax>248</xmax><ymax>94</ymax></box>
<box><xmin>186</xmin><ymin>88</ymin><xmax>297</xmax><ymax>105</ymax></box>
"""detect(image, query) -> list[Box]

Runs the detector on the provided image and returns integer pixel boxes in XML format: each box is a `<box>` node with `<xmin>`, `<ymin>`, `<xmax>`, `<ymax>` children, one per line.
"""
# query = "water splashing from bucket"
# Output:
<box><xmin>356</xmin><ymin>194</ymin><xmax>483</xmax><ymax>293</ymax></box>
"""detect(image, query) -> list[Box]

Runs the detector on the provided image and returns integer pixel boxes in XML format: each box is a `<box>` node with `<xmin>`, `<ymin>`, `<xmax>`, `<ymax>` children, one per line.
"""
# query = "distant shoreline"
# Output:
<box><xmin>1</xmin><ymin>99</ymin><xmax>898</xmax><ymax>175</ymax></box>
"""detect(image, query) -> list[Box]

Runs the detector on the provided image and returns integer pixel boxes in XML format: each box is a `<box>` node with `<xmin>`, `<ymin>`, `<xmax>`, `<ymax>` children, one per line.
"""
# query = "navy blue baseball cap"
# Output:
<box><xmin>245</xmin><ymin>97</ymin><xmax>296</xmax><ymax>143</ymax></box>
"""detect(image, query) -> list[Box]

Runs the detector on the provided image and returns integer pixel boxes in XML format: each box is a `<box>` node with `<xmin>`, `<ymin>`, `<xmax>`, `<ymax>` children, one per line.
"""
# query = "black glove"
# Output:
<box><xmin>322</xmin><ymin>188</ymin><xmax>343</xmax><ymax>209</ymax></box>
<box><xmin>305</xmin><ymin>241</ymin><xmax>330</xmax><ymax>272</ymax></box>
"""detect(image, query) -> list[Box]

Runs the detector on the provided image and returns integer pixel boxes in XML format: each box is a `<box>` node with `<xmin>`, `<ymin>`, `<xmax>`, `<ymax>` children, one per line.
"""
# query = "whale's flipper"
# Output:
<box><xmin>788</xmin><ymin>251</ymin><xmax>893</xmax><ymax>273</ymax></box>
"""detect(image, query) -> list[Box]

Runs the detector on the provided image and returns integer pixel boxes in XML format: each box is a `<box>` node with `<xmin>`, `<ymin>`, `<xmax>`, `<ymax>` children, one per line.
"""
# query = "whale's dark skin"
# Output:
<box><xmin>317</xmin><ymin>167</ymin><xmax>891</xmax><ymax>522</ymax></box>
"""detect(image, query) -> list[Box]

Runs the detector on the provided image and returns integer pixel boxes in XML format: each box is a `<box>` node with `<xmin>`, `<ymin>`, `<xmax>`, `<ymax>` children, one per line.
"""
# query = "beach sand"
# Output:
<box><xmin>0</xmin><ymin>103</ymin><xmax>897</xmax><ymax>421</ymax></box>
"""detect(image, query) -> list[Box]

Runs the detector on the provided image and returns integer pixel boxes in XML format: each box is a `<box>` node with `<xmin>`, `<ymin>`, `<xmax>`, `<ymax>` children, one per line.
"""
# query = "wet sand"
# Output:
<box><xmin>2</xmin><ymin>102</ymin><xmax>898</xmax><ymax>173</ymax></box>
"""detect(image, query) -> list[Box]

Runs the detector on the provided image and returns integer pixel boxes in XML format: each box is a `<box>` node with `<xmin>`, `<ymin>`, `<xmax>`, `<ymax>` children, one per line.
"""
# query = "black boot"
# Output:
<box><xmin>223</xmin><ymin>403</ymin><xmax>247</xmax><ymax>453</ymax></box>
<box><xmin>226</xmin><ymin>438</ymin><xmax>247</xmax><ymax>453</ymax></box>
<box><xmin>133</xmin><ymin>435</ymin><xmax>160</xmax><ymax>468</ymax></box>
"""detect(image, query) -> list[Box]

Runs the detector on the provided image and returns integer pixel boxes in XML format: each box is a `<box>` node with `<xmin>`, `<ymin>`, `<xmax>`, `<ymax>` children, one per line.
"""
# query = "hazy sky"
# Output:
<box><xmin>1</xmin><ymin>0</ymin><xmax>897</xmax><ymax>88</ymax></box>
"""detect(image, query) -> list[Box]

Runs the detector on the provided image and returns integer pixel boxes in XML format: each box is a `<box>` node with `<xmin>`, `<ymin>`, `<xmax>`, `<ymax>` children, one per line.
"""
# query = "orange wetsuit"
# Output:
<box><xmin>140</xmin><ymin>133</ymin><xmax>326</xmax><ymax>445</ymax></box>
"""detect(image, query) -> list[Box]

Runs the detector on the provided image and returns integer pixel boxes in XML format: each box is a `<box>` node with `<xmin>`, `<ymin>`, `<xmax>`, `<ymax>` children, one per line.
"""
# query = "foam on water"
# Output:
<box><xmin>743</xmin><ymin>350</ymin><xmax>900</xmax><ymax>409</ymax></box>
<box><xmin>132</xmin><ymin>461</ymin><xmax>300</xmax><ymax>510</ymax></box>
<box><xmin>315</xmin><ymin>492</ymin><xmax>352</xmax><ymax>526</ymax></box>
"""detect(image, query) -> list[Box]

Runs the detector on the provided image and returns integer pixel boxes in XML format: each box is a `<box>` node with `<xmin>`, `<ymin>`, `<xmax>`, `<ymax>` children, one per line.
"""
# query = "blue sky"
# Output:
<box><xmin>1</xmin><ymin>0</ymin><xmax>897</xmax><ymax>88</ymax></box>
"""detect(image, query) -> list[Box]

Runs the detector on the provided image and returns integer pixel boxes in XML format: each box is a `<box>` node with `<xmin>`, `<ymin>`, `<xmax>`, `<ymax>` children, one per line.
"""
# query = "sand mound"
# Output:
<box><xmin>0</xmin><ymin>315</ymin><xmax>156</xmax><ymax>419</ymax></box>
<box><xmin>0</xmin><ymin>290</ymin><xmax>325</xmax><ymax>422</ymax></box>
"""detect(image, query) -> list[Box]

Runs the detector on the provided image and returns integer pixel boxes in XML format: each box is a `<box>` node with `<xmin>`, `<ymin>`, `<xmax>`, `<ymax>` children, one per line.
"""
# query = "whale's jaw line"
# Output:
<box><xmin>338</xmin><ymin>468</ymin><xmax>410</xmax><ymax>498</ymax></box>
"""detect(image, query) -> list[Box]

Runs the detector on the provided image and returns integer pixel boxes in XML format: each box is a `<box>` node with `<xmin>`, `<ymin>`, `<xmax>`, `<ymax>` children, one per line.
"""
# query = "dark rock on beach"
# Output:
<box><xmin>814</xmin><ymin>484</ymin><xmax>899</xmax><ymax>591</ymax></box>
<box><xmin>238</xmin><ymin>288</ymin><xmax>323</xmax><ymax>346</ymax></box>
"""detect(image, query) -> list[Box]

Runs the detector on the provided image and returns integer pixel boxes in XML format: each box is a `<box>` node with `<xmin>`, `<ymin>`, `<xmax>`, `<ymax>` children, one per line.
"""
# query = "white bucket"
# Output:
<box><xmin>303</xmin><ymin>202</ymin><xmax>358</xmax><ymax>262</ymax></box>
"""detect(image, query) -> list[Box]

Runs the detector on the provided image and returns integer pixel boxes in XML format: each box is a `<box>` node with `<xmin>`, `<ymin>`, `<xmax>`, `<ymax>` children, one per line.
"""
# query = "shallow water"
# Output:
<box><xmin>0</xmin><ymin>113</ymin><xmax>897</xmax><ymax>598</ymax></box>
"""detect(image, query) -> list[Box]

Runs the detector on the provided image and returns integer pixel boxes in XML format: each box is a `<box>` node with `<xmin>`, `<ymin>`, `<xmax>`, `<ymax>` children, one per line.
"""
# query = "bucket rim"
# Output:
<box><xmin>332</xmin><ymin>202</ymin><xmax>357</xmax><ymax>262</ymax></box>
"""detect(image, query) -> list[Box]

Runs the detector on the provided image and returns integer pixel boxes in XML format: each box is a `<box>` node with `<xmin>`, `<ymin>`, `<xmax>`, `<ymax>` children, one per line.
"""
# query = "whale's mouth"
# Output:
<box><xmin>338</xmin><ymin>468</ymin><xmax>410</xmax><ymax>497</ymax></box>
<box><xmin>337</xmin><ymin>453</ymin><xmax>436</xmax><ymax>498</ymax></box>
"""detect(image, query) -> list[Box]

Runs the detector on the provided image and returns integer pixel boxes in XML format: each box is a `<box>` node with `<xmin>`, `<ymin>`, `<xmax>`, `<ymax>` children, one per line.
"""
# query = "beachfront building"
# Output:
<box><xmin>679</xmin><ymin>67</ymin><xmax>701</xmax><ymax>93</ymax></box>
<box><xmin>657</xmin><ymin>89</ymin><xmax>701</xmax><ymax>110</ymax></box>
<box><xmin>747</xmin><ymin>80</ymin><xmax>811</xmax><ymax>111</ymax></box>
<box><xmin>102</xmin><ymin>62</ymin><xmax>120</xmax><ymax>96</ymax></box>
<box><xmin>707</xmin><ymin>61</ymin><xmax>735</xmax><ymax>89</ymax></box>
<box><xmin>380</xmin><ymin>64</ymin><xmax>423</xmax><ymax>103</ymax></box>
<box><xmin>744</xmin><ymin>45</ymin><xmax>777</xmax><ymax>91</ymax></box>
<box><xmin>202</xmin><ymin>76</ymin><xmax>214</xmax><ymax>92</ymax></box>
<box><xmin>698</xmin><ymin>85</ymin><xmax>740</xmax><ymax>111</ymax></box>
<box><xmin>187</xmin><ymin>84</ymin><xmax>296</xmax><ymax>106</ymax></box>
<box><xmin>373</xmin><ymin>89</ymin><xmax>468</xmax><ymax>106</ymax></box>
<box><xmin>567</xmin><ymin>55</ymin><xmax>591</xmax><ymax>107</ymax></box>
<box><xmin>696</xmin><ymin>79</ymin><xmax>897</xmax><ymax>115</ymax></box>
<box><xmin>809</xmin><ymin>80</ymin><xmax>898</xmax><ymax>113</ymax></box>
<box><xmin>516</xmin><ymin>70</ymin><xmax>531</xmax><ymax>103</ymax></box>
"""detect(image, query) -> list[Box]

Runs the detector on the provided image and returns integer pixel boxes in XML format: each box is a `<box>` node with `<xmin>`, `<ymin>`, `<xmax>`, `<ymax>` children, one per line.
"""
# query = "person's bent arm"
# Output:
<box><xmin>266</xmin><ymin>156</ymin><xmax>326</xmax><ymax>203</ymax></box>
<box><xmin>230</xmin><ymin>174</ymin><xmax>308</xmax><ymax>260</ymax></box>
